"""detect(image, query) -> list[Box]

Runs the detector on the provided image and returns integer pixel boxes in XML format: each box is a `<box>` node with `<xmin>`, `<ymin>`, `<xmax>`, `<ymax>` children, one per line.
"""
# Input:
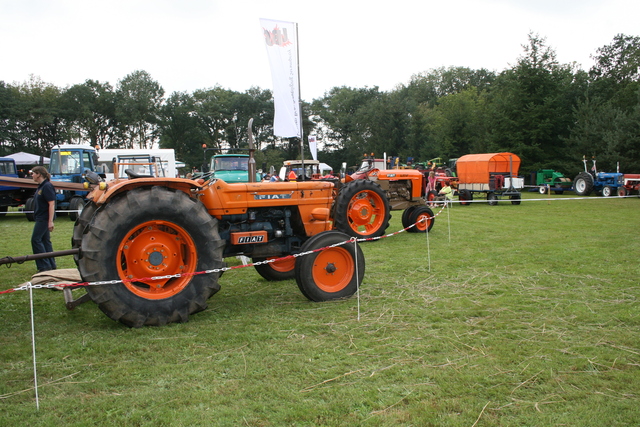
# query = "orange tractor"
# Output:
<box><xmin>346</xmin><ymin>154</ymin><xmax>436</xmax><ymax>233</ymax></box>
<box><xmin>69</xmin><ymin>125</ymin><xmax>396</xmax><ymax>327</ymax></box>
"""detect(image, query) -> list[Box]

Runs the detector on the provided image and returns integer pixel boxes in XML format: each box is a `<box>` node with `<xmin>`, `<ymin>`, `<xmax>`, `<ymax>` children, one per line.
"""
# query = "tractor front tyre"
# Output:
<box><xmin>69</xmin><ymin>197</ymin><xmax>85</xmax><ymax>222</ymax></box>
<box><xmin>76</xmin><ymin>186</ymin><xmax>224</xmax><ymax>327</ymax></box>
<box><xmin>407</xmin><ymin>206</ymin><xmax>435</xmax><ymax>233</ymax></box>
<box><xmin>294</xmin><ymin>231</ymin><xmax>365</xmax><ymax>302</ymax></box>
<box><xmin>334</xmin><ymin>179</ymin><xmax>390</xmax><ymax>240</ymax></box>
<box><xmin>574</xmin><ymin>172</ymin><xmax>594</xmax><ymax>196</ymax></box>
<box><xmin>253</xmin><ymin>256</ymin><xmax>296</xmax><ymax>281</ymax></box>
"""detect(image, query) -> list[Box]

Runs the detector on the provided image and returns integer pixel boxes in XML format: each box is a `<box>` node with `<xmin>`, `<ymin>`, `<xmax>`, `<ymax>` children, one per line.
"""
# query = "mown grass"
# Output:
<box><xmin>1</xmin><ymin>193</ymin><xmax>639</xmax><ymax>426</ymax></box>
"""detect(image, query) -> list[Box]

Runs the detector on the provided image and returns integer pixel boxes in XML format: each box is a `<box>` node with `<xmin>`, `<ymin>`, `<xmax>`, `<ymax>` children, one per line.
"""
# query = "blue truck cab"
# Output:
<box><xmin>45</xmin><ymin>144</ymin><xmax>99</xmax><ymax>220</ymax></box>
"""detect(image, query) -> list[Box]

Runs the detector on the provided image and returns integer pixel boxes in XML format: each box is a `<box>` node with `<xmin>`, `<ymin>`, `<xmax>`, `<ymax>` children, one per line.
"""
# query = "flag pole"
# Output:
<box><xmin>295</xmin><ymin>22</ymin><xmax>305</xmax><ymax>180</ymax></box>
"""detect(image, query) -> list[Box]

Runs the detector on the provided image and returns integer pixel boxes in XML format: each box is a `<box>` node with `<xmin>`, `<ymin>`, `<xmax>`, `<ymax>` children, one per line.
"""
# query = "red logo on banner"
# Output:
<box><xmin>263</xmin><ymin>25</ymin><xmax>291</xmax><ymax>47</ymax></box>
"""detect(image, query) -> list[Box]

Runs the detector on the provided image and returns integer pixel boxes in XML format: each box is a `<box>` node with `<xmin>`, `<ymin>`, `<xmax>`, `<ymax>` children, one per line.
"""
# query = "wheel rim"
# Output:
<box><xmin>117</xmin><ymin>220</ymin><xmax>197</xmax><ymax>300</ymax></box>
<box><xmin>414</xmin><ymin>212</ymin><xmax>432</xmax><ymax>231</ymax></box>
<box><xmin>312</xmin><ymin>247</ymin><xmax>354</xmax><ymax>293</ymax></box>
<box><xmin>267</xmin><ymin>256</ymin><xmax>295</xmax><ymax>273</ymax></box>
<box><xmin>347</xmin><ymin>189</ymin><xmax>386</xmax><ymax>235</ymax></box>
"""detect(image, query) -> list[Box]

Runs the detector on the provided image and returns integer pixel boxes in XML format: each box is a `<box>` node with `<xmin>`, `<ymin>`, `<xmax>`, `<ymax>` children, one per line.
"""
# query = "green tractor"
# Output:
<box><xmin>534</xmin><ymin>169</ymin><xmax>573</xmax><ymax>194</ymax></box>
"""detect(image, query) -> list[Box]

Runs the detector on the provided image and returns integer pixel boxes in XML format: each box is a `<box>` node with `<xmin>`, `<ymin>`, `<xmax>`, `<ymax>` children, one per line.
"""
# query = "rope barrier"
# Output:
<box><xmin>0</xmin><ymin>203</ymin><xmax>448</xmax><ymax>295</ymax></box>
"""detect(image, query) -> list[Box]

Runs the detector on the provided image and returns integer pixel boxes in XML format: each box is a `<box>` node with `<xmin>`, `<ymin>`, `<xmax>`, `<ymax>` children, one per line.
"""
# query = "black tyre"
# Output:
<box><xmin>69</xmin><ymin>196</ymin><xmax>85</xmax><ymax>222</ymax></box>
<box><xmin>574</xmin><ymin>172</ymin><xmax>593</xmax><ymax>196</ymax></box>
<box><xmin>294</xmin><ymin>231</ymin><xmax>365</xmax><ymax>302</ymax></box>
<box><xmin>602</xmin><ymin>185</ymin><xmax>613</xmax><ymax>197</ymax></box>
<box><xmin>333</xmin><ymin>180</ymin><xmax>390</xmax><ymax>239</ymax></box>
<box><xmin>510</xmin><ymin>193</ymin><xmax>521</xmax><ymax>205</ymax></box>
<box><xmin>76</xmin><ymin>186</ymin><xmax>225</xmax><ymax>327</ymax></box>
<box><xmin>401</xmin><ymin>206</ymin><xmax>417</xmax><ymax>229</ymax></box>
<box><xmin>71</xmin><ymin>201</ymin><xmax>99</xmax><ymax>263</ymax></box>
<box><xmin>253</xmin><ymin>256</ymin><xmax>296</xmax><ymax>281</ymax></box>
<box><xmin>407</xmin><ymin>206</ymin><xmax>435</xmax><ymax>233</ymax></box>
<box><xmin>25</xmin><ymin>197</ymin><xmax>35</xmax><ymax>222</ymax></box>
<box><xmin>487</xmin><ymin>192</ymin><xmax>498</xmax><ymax>206</ymax></box>
<box><xmin>459</xmin><ymin>189</ymin><xmax>473</xmax><ymax>206</ymax></box>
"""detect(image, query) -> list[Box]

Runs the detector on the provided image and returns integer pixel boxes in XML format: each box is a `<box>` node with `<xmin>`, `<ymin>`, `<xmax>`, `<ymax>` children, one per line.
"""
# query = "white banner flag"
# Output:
<box><xmin>260</xmin><ymin>19</ymin><xmax>301</xmax><ymax>138</ymax></box>
<box><xmin>308</xmin><ymin>135</ymin><xmax>317</xmax><ymax>160</ymax></box>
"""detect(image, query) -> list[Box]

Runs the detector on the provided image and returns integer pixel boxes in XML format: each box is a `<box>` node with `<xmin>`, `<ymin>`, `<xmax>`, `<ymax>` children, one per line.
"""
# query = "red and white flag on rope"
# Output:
<box><xmin>260</xmin><ymin>18</ymin><xmax>301</xmax><ymax>138</ymax></box>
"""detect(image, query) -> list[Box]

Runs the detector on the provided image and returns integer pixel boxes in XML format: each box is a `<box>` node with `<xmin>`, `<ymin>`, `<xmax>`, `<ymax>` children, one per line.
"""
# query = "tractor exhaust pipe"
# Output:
<box><xmin>248</xmin><ymin>118</ymin><xmax>257</xmax><ymax>183</ymax></box>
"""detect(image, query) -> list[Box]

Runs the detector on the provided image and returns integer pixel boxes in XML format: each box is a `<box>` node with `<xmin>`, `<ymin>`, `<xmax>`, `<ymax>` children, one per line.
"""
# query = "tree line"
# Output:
<box><xmin>1</xmin><ymin>33</ymin><xmax>639</xmax><ymax>176</ymax></box>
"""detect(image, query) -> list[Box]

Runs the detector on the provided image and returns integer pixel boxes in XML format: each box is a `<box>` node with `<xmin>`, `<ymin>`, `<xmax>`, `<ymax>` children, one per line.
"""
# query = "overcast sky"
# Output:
<box><xmin>1</xmin><ymin>0</ymin><xmax>638</xmax><ymax>101</ymax></box>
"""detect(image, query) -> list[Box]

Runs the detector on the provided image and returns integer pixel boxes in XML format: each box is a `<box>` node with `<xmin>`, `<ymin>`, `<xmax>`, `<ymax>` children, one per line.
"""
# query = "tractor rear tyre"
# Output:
<box><xmin>407</xmin><ymin>206</ymin><xmax>435</xmax><ymax>233</ymax></box>
<box><xmin>459</xmin><ymin>189</ymin><xmax>472</xmax><ymax>206</ymax></box>
<box><xmin>76</xmin><ymin>186</ymin><xmax>224</xmax><ymax>327</ymax></box>
<box><xmin>72</xmin><ymin>201</ymin><xmax>99</xmax><ymax>263</ymax></box>
<box><xmin>574</xmin><ymin>172</ymin><xmax>593</xmax><ymax>196</ymax></box>
<box><xmin>294</xmin><ymin>231</ymin><xmax>365</xmax><ymax>302</ymax></box>
<box><xmin>69</xmin><ymin>196</ymin><xmax>85</xmax><ymax>222</ymax></box>
<box><xmin>253</xmin><ymin>256</ymin><xmax>296</xmax><ymax>281</ymax></box>
<box><xmin>334</xmin><ymin>180</ymin><xmax>390</xmax><ymax>240</ymax></box>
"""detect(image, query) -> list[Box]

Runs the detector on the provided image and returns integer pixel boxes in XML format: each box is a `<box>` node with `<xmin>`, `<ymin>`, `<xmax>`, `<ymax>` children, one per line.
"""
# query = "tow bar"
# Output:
<box><xmin>1</xmin><ymin>248</ymin><xmax>92</xmax><ymax>310</ymax></box>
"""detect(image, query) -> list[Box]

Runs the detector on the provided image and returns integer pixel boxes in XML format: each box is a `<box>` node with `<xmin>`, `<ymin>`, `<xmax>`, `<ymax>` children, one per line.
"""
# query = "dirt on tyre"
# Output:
<box><xmin>76</xmin><ymin>186</ymin><xmax>225</xmax><ymax>327</ymax></box>
<box><xmin>333</xmin><ymin>180</ymin><xmax>390</xmax><ymax>239</ymax></box>
<box><xmin>253</xmin><ymin>256</ymin><xmax>296</xmax><ymax>281</ymax></box>
<box><xmin>294</xmin><ymin>230</ymin><xmax>365</xmax><ymax>302</ymax></box>
<box><xmin>574</xmin><ymin>172</ymin><xmax>594</xmax><ymax>196</ymax></box>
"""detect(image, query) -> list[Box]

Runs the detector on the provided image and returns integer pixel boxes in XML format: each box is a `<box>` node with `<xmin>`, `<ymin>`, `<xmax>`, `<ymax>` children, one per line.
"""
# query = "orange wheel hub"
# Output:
<box><xmin>347</xmin><ymin>190</ymin><xmax>385</xmax><ymax>235</ymax></box>
<box><xmin>117</xmin><ymin>221</ymin><xmax>197</xmax><ymax>299</ymax></box>
<box><xmin>415</xmin><ymin>213</ymin><xmax>432</xmax><ymax>231</ymax></box>
<box><xmin>312</xmin><ymin>247</ymin><xmax>354</xmax><ymax>293</ymax></box>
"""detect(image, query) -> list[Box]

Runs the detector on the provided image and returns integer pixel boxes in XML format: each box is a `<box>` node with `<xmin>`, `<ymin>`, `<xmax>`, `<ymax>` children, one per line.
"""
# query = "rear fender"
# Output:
<box><xmin>88</xmin><ymin>177</ymin><xmax>201</xmax><ymax>206</ymax></box>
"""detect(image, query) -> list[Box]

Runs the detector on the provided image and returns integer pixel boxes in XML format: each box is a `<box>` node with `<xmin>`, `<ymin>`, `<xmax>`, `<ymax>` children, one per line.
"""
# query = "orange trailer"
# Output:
<box><xmin>455</xmin><ymin>152</ymin><xmax>523</xmax><ymax>205</ymax></box>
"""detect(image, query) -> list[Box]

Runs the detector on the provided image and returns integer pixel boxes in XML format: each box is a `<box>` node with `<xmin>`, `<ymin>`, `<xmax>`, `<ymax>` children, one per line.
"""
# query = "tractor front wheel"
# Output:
<box><xmin>76</xmin><ymin>186</ymin><xmax>224</xmax><ymax>327</ymax></box>
<box><xmin>253</xmin><ymin>256</ymin><xmax>296</xmax><ymax>281</ymax></box>
<box><xmin>334</xmin><ymin>180</ymin><xmax>390</xmax><ymax>240</ymax></box>
<box><xmin>407</xmin><ymin>206</ymin><xmax>435</xmax><ymax>233</ymax></box>
<box><xmin>295</xmin><ymin>231</ymin><xmax>365</xmax><ymax>302</ymax></box>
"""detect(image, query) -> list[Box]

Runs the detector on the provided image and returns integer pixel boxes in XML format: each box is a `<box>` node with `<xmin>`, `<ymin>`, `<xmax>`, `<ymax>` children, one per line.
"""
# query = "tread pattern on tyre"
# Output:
<box><xmin>76</xmin><ymin>186</ymin><xmax>225</xmax><ymax>327</ymax></box>
<box><xmin>333</xmin><ymin>180</ymin><xmax>391</xmax><ymax>239</ymax></box>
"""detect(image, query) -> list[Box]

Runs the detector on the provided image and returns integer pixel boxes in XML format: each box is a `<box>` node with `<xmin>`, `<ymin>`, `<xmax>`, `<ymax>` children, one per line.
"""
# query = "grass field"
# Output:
<box><xmin>1</xmin><ymin>193</ymin><xmax>639</xmax><ymax>426</ymax></box>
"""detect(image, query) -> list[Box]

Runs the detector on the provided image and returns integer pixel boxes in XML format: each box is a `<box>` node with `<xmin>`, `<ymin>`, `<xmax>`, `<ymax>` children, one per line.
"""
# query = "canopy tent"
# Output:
<box><xmin>7</xmin><ymin>151</ymin><xmax>50</xmax><ymax>165</ymax></box>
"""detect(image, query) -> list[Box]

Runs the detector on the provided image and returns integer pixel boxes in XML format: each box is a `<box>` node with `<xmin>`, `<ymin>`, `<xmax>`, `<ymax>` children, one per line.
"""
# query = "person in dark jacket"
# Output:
<box><xmin>30</xmin><ymin>166</ymin><xmax>57</xmax><ymax>272</ymax></box>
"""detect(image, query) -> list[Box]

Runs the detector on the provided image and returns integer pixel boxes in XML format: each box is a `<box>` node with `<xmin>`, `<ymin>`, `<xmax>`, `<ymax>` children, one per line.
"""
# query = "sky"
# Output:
<box><xmin>1</xmin><ymin>0</ymin><xmax>638</xmax><ymax>101</ymax></box>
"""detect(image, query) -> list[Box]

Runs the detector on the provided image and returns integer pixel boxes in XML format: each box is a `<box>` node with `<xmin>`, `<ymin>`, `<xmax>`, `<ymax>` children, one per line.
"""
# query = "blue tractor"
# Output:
<box><xmin>573</xmin><ymin>156</ymin><xmax>624</xmax><ymax>197</ymax></box>
<box><xmin>25</xmin><ymin>144</ymin><xmax>99</xmax><ymax>221</ymax></box>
